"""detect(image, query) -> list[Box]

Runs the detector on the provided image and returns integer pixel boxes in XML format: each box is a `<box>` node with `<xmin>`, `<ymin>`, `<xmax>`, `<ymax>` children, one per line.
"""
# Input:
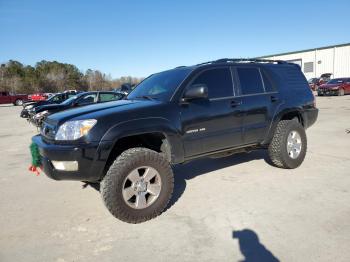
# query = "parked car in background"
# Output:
<box><xmin>0</xmin><ymin>91</ymin><xmax>28</xmax><ymax>106</ymax></box>
<box><xmin>308</xmin><ymin>78</ymin><xmax>320</xmax><ymax>91</ymax></box>
<box><xmin>28</xmin><ymin>93</ymin><xmax>50</xmax><ymax>101</ymax></box>
<box><xmin>317</xmin><ymin>78</ymin><xmax>350</xmax><ymax>96</ymax></box>
<box><xmin>21</xmin><ymin>91</ymin><xmax>79</xmax><ymax>118</ymax></box>
<box><xmin>319</xmin><ymin>73</ymin><xmax>332</xmax><ymax>84</ymax></box>
<box><xmin>114</xmin><ymin>83</ymin><xmax>136</xmax><ymax>96</ymax></box>
<box><xmin>29</xmin><ymin>91</ymin><xmax>125</xmax><ymax>127</ymax></box>
<box><xmin>308</xmin><ymin>73</ymin><xmax>332</xmax><ymax>91</ymax></box>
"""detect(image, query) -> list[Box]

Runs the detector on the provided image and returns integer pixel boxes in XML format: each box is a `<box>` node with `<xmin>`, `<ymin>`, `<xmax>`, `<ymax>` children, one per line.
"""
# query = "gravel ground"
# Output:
<box><xmin>1</xmin><ymin>96</ymin><xmax>350</xmax><ymax>262</ymax></box>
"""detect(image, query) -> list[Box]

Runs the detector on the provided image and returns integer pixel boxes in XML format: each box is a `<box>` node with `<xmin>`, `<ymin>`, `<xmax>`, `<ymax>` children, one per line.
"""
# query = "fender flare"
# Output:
<box><xmin>99</xmin><ymin>117</ymin><xmax>184</xmax><ymax>164</ymax></box>
<box><xmin>263</xmin><ymin>106</ymin><xmax>304</xmax><ymax>144</ymax></box>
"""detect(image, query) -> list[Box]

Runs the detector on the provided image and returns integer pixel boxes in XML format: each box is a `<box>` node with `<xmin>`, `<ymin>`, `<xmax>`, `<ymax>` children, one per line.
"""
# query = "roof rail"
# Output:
<box><xmin>196</xmin><ymin>58</ymin><xmax>287</xmax><ymax>66</ymax></box>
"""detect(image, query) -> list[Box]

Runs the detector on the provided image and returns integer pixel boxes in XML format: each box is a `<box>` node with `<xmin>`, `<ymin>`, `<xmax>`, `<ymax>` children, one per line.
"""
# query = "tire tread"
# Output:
<box><xmin>101</xmin><ymin>147</ymin><xmax>174</xmax><ymax>224</ymax></box>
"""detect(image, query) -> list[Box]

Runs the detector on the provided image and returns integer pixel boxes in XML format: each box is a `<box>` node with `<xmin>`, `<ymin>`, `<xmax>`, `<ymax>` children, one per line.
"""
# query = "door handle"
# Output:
<box><xmin>271</xmin><ymin>96</ymin><xmax>278</xmax><ymax>102</ymax></box>
<box><xmin>231</xmin><ymin>100</ymin><xmax>242</xmax><ymax>107</ymax></box>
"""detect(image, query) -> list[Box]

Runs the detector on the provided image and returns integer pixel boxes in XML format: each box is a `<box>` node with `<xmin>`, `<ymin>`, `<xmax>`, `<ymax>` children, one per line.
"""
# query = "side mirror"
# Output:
<box><xmin>182</xmin><ymin>84</ymin><xmax>208</xmax><ymax>102</ymax></box>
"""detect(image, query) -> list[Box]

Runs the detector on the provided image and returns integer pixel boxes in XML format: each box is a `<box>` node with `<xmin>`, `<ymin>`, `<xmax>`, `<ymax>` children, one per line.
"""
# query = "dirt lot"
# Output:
<box><xmin>1</xmin><ymin>96</ymin><xmax>350</xmax><ymax>262</ymax></box>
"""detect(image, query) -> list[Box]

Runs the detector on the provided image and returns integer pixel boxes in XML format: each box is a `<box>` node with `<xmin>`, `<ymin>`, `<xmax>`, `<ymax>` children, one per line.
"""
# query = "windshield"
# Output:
<box><xmin>60</xmin><ymin>95</ymin><xmax>77</xmax><ymax>105</ymax></box>
<box><xmin>127</xmin><ymin>68</ymin><xmax>192</xmax><ymax>101</ymax></box>
<box><xmin>327</xmin><ymin>79</ymin><xmax>345</xmax><ymax>84</ymax></box>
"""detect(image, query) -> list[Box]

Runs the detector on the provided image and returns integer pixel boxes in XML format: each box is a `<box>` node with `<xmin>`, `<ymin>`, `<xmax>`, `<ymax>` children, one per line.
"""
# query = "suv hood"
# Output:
<box><xmin>47</xmin><ymin>99</ymin><xmax>159</xmax><ymax>125</ymax></box>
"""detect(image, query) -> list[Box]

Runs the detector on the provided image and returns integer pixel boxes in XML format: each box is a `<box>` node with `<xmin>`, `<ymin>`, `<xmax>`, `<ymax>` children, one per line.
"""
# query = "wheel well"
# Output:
<box><xmin>103</xmin><ymin>132</ymin><xmax>171</xmax><ymax>175</ymax></box>
<box><xmin>280</xmin><ymin>111</ymin><xmax>304</xmax><ymax>126</ymax></box>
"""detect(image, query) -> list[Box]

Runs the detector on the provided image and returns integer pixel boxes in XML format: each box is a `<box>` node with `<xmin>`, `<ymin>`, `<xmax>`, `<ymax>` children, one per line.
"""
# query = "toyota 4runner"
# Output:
<box><xmin>31</xmin><ymin>58</ymin><xmax>318</xmax><ymax>223</ymax></box>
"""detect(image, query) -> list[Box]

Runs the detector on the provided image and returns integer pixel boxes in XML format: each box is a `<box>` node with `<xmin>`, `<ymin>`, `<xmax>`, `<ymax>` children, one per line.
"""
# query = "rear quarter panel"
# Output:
<box><xmin>262</xmin><ymin>64</ymin><xmax>316</xmax><ymax>143</ymax></box>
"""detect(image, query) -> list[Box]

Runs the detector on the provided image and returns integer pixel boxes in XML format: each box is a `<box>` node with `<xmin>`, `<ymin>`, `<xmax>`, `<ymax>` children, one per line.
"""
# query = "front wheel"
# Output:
<box><xmin>14</xmin><ymin>99</ymin><xmax>23</xmax><ymax>106</ymax></box>
<box><xmin>338</xmin><ymin>89</ymin><xmax>345</xmax><ymax>96</ymax></box>
<box><xmin>267</xmin><ymin>120</ymin><xmax>307</xmax><ymax>169</ymax></box>
<box><xmin>101</xmin><ymin>147</ymin><xmax>174</xmax><ymax>223</ymax></box>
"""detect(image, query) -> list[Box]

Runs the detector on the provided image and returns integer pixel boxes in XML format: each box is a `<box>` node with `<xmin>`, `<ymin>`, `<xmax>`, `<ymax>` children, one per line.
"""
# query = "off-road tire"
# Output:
<box><xmin>101</xmin><ymin>147</ymin><xmax>174</xmax><ymax>223</ymax></box>
<box><xmin>267</xmin><ymin>120</ymin><xmax>307</xmax><ymax>169</ymax></box>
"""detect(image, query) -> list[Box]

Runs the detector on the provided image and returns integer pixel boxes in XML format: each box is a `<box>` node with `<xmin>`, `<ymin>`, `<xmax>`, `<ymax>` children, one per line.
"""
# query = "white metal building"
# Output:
<box><xmin>260</xmin><ymin>43</ymin><xmax>350</xmax><ymax>80</ymax></box>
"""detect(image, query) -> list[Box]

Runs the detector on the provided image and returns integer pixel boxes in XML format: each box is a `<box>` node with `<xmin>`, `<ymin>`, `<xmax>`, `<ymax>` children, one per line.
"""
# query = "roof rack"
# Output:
<box><xmin>196</xmin><ymin>58</ymin><xmax>287</xmax><ymax>66</ymax></box>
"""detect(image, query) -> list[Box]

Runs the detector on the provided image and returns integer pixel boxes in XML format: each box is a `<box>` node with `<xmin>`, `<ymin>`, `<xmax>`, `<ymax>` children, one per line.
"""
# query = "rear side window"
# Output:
<box><xmin>261</xmin><ymin>69</ymin><xmax>276</xmax><ymax>92</ymax></box>
<box><xmin>191</xmin><ymin>68</ymin><xmax>233</xmax><ymax>99</ymax></box>
<box><xmin>99</xmin><ymin>93</ymin><xmax>122</xmax><ymax>102</ymax></box>
<box><xmin>237</xmin><ymin>67</ymin><xmax>264</xmax><ymax>95</ymax></box>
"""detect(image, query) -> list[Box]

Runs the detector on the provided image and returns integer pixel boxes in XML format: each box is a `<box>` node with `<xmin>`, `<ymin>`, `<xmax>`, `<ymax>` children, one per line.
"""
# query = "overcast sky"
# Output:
<box><xmin>1</xmin><ymin>0</ymin><xmax>349</xmax><ymax>78</ymax></box>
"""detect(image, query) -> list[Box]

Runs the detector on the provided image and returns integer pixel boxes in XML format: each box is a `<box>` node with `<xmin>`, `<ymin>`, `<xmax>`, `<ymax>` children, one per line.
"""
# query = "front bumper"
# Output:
<box><xmin>20</xmin><ymin>109</ymin><xmax>29</xmax><ymax>118</ymax></box>
<box><xmin>32</xmin><ymin>135</ymin><xmax>113</xmax><ymax>182</ymax></box>
<box><xmin>317</xmin><ymin>89</ymin><xmax>339</xmax><ymax>96</ymax></box>
<box><xmin>29</xmin><ymin>116</ymin><xmax>44</xmax><ymax>127</ymax></box>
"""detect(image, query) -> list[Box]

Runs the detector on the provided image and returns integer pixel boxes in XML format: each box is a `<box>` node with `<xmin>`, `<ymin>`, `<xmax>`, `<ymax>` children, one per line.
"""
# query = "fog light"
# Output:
<box><xmin>51</xmin><ymin>161</ymin><xmax>78</xmax><ymax>171</ymax></box>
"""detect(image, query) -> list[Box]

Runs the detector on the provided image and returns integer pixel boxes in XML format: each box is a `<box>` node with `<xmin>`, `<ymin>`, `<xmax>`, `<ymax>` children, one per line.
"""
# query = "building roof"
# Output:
<box><xmin>259</xmin><ymin>42</ymin><xmax>350</xmax><ymax>58</ymax></box>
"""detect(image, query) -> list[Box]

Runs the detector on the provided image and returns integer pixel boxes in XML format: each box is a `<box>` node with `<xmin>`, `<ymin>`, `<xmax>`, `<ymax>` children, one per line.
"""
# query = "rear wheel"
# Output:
<box><xmin>267</xmin><ymin>120</ymin><xmax>307</xmax><ymax>169</ymax></box>
<box><xmin>101</xmin><ymin>147</ymin><xmax>174</xmax><ymax>223</ymax></box>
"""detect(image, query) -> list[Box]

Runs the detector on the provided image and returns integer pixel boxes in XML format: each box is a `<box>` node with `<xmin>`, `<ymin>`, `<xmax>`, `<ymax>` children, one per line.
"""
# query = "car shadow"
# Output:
<box><xmin>166</xmin><ymin>150</ymin><xmax>270</xmax><ymax>211</ymax></box>
<box><xmin>233</xmin><ymin>229</ymin><xmax>280</xmax><ymax>262</ymax></box>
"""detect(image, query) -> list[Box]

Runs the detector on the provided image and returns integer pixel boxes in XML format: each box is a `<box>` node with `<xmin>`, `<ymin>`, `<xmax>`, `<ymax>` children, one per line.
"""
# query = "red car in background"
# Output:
<box><xmin>308</xmin><ymin>73</ymin><xmax>332</xmax><ymax>91</ymax></box>
<box><xmin>28</xmin><ymin>93</ymin><xmax>50</xmax><ymax>101</ymax></box>
<box><xmin>317</xmin><ymin>78</ymin><xmax>350</xmax><ymax>96</ymax></box>
<box><xmin>0</xmin><ymin>91</ymin><xmax>28</xmax><ymax>105</ymax></box>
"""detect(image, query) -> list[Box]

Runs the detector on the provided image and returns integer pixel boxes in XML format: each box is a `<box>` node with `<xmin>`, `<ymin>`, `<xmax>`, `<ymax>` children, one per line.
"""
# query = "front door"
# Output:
<box><xmin>180</xmin><ymin>67</ymin><xmax>244</xmax><ymax>157</ymax></box>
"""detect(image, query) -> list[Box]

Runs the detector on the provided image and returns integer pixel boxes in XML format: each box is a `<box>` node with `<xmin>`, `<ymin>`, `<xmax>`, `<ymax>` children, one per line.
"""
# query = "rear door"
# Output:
<box><xmin>234</xmin><ymin>66</ymin><xmax>280</xmax><ymax>144</ymax></box>
<box><xmin>180</xmin><ymin>67</ymin><xmax>244</xmax><ymax>157</ymax></box>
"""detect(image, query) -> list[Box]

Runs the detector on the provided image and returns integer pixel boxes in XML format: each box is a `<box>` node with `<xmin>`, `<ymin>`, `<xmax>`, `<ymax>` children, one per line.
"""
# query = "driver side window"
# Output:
<box><xmin>76</xmin><ymin>93</ymin><xmax>97</xmax><ymax>106</ymax></box>
<box><xmin>191</xmin><ymin>68</ymin><xmax>233</xmax><ymax>99</ymax></box>
<box><xmin>52</xmin><ymin>95</ymin><xmax>62</xmax><ymax>102</ymax></box>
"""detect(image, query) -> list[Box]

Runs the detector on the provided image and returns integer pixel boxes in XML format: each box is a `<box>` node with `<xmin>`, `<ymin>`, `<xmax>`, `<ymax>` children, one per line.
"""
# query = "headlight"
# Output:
<box><xmin>55</xmin><ymin>119</ymin><xmax>97</xmax><ymax>141</ymax></box>
<box><xmin>26</xmin><ymin>104</ymin><xmax>34</xmax><ymax>110</ymax></box>
<box><xmin>331</xmin><ymin>86</ymin><xmax>339</xmax><ymax>90</ymax></box>
<box><xmin>34</xmin><ymin>110</ymin><xmax>48</xmax><ymax>119</ymax></box>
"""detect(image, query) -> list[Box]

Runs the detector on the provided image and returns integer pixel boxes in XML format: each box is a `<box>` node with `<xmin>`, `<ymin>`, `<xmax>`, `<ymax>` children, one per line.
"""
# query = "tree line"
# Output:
<box><xmin>0</xmin><ymin>60</ymin><xmax>143</xmax><ymax>94</ymax></box>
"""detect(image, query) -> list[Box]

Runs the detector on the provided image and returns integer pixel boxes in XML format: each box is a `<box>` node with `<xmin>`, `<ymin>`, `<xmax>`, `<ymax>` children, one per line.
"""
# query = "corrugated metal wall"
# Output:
<box><xmin>263</xmin><ymin>44</ymin><xmax>350</xmax><ymax>80</ymax></box>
